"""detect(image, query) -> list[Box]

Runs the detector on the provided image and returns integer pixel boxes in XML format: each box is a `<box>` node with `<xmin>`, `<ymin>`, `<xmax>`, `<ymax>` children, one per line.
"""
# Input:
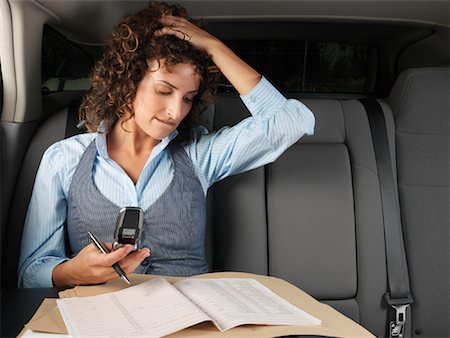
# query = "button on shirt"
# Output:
<box><xmin>18</xmin><ymin>77</ymin><xmax>315</xmax><ymax>288</ymax></box>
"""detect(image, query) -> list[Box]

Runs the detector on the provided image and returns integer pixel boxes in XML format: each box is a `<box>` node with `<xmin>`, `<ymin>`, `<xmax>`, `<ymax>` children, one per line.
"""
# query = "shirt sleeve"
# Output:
<box><xmin>187</xmin><ymin>76</ymin><xmax>315</xmax><ymax>191</ymax></box>
<box><xmin>17</xmin><ymin>143</ymin><xmax>69</xmax><ymax>288</ymax></box>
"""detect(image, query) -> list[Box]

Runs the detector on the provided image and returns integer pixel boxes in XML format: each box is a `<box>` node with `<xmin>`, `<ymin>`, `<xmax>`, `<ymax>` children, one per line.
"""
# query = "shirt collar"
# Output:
<box><xmin>94</xmin><ymin>121</ymin><xmax>179</xmax><ymax>160</ymax></box>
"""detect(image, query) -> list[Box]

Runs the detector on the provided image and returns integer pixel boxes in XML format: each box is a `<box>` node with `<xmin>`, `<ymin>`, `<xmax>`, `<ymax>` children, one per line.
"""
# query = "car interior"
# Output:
<box><xmin>1</xmin><ymin>1</ymin><xmax>449</xmax><ymax>337</ymax></box>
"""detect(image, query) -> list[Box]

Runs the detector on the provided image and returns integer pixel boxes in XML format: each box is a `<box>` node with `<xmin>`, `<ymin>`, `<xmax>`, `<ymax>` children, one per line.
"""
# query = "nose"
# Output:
<box><xmin>167</xmin><ymin>98</ymin><xmax>184</xmax><ymax>120</ymax></box>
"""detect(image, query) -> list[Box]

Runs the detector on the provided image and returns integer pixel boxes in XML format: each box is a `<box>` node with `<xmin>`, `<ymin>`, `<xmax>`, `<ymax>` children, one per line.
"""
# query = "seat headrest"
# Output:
<box><xmin>388</xmin><ymin>67</ymin><xmax>450</xmax><ymax>133</ymax></box>
<box><xmin>297</xmin><ymin>99</ymin><xmax>345</xmax><ymax>144</ymax></box>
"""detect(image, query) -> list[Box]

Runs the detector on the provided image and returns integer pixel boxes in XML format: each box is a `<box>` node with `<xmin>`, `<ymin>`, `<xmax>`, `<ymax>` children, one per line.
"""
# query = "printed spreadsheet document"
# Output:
<box><xmin>57</xmin><ymin>278</ymin><xmax>321</xmax><ymax>337</ymax></box>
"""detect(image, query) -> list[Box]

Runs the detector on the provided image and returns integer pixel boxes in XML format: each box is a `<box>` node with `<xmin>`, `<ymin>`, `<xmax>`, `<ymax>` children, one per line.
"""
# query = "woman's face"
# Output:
<box><xmin>131</xmin><ymin>60</ymin><xmax>200</xmax><ymax>141</ymax></box>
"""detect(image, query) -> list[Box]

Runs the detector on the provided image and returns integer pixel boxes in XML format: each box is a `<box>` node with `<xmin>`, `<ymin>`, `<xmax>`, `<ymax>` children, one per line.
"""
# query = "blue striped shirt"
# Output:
<box><xmin>18</xmin><ymin>77</ymin><xmax>315</xmax><ymax>288</ymax></box>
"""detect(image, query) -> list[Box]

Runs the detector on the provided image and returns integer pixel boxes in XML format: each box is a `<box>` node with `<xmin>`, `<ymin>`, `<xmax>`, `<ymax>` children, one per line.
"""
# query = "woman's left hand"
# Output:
<box><xmin>154</xmin><ymin>15</ymin><xmax>219</xmax><ymax>53</ymax></box>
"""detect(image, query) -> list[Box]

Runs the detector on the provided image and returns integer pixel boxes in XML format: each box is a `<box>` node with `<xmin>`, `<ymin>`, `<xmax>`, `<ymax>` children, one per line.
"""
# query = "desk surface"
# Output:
<box><xmin>1</xmin><ymin>273</ymin><xmax>373</xmax><ymax>338</ymax></box>
<box><xmin>0</xmin><ymin>287</ymin><xmax>326</xmax><ymax>338</ymax></box>
<box><xmin>1</xmin><ymin>288</ymin><xmax>62</xmax><ymax>337</ymax></box>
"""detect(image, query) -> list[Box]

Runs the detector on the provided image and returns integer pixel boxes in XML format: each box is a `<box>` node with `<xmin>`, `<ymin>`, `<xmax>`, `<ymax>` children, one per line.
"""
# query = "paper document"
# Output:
<box><xmin>57</xmin><ymin>278</ymin><xmax>321</xmax><ymax>337</ymax></box>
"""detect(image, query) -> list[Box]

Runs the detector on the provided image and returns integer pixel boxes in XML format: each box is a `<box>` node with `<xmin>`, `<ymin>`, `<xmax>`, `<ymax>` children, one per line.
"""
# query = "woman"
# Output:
<box><xmin>18</xmin><ymin>1</ymin><xmax>315</xmax><ymax>288</ymax></box>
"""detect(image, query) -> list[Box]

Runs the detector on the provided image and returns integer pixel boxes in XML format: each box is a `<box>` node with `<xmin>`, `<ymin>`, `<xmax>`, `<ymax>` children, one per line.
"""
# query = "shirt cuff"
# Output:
<box><xmin>23</xmin><ymin>258</ymin><xmax>66</xmax><ymax>288</ymax></box>
<box><xmin>240</xmin><ymin>77</ymin><xmax>287</xmax><ymax>117</ymax></box>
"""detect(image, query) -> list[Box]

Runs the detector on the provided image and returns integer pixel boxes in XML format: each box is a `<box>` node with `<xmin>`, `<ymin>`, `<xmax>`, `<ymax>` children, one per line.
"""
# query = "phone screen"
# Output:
<box><xmin>123</xmin><ymin>209</ymin><xmax>140</xmax><ymax>230</ymax></box>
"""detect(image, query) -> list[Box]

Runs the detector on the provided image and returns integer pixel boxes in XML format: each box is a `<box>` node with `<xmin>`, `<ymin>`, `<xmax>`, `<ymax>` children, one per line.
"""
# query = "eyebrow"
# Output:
<box><xmin>157</xmin><ymin>80</ymin><xmax>198</xmax><ymax>94</ymax></box>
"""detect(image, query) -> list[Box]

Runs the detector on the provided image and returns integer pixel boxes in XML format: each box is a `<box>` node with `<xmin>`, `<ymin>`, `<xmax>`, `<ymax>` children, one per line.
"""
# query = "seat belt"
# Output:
<box><xmin>360</xmin><ymin>99</ymin><xmax>413</xmax><ymax>338</ymax></box>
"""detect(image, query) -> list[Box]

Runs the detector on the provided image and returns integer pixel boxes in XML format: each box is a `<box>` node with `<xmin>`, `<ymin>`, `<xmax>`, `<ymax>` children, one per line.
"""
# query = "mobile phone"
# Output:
<box><xmin>113</xmin><ymin>207</ymin><xmax>144</xmax><ymax>251</ymax></box>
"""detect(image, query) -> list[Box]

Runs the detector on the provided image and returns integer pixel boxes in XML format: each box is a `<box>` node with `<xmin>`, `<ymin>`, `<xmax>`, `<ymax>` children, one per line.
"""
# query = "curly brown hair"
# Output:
<box><xmin>79</xmin><ymin>1</ymin><xmax>219</xmax><ymax>143</ymax></box>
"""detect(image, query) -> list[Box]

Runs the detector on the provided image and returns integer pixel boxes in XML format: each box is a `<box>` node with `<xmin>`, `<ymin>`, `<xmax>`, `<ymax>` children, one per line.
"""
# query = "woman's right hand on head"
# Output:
<box><xmin>51</xmin><ymin>243</ymin><xmax>150</xmax><ymax>287</ymax></box>
<box><xmin>154</xmin><ymin>15</ymin><xmax>219</xmax><ymax>54</ymax></box>
<box><xmin>154</xmin><ymin>15</ymin><xmax>260</xmax><ymax>95</ymax></box>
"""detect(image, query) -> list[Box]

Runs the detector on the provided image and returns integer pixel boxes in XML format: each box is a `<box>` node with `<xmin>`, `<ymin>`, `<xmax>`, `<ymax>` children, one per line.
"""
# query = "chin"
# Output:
<box><xmin>147</xmin><ymin>131</ymin><xmax>172</xmax><ymax>142</ymax></box>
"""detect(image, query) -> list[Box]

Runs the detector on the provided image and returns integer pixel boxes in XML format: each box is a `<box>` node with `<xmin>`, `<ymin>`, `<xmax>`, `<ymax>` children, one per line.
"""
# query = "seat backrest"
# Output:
<box><xmin>211</xmin><ymin>94</ymin><xmax>268</xmax><ymax>274</ymax></box>
<box><xmin>2</xmin><ymin>106</ymin><xmax>73</xmax><ymax>289</ymax></box>
<box><xmin>211</xmin><ymin>94</ymin><xmax>398</xmax><ymax>336</ymax></box>
<box><xmin>388</xmin><ymin>67</ymin><xmax>450</xmax><ymax>337</ymax></box>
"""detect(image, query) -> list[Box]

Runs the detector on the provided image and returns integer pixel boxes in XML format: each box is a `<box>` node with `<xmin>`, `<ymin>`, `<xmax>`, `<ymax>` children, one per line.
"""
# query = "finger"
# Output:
<box><xmin>85</xmin><ymin>241</ymin><xmax>113</xmax><ymax>254</ymax></box>
<box><xmin>157</xmin><ymin>16</ymin><xmax>193</xmax><ymax>37</ymax></box>
<box><xmin>180</xmin><ymin>32</ymin><xmax>191</xmax><ymax>42</ymax></box>
<box><xmin>121</xmin><ymin>248</ymin><xmax>150</xmax><ymax>266</ymax></box>
<box><xmin>92</xmin><ymin>266</ymin><xmax>120</xmax><ymax>283</ymax></box>
<box><xmin>119</xmin><ymin>248</ymin><xmax>151</xmax><ymax>273</ymax></box>
<box><xmin>98</xmin><ymin>244</ymin><xmax>134</xmax><ymax>266</ymax></box>
<box><xmin>154</xmin><ymin>26</ymin><xmax>185</xmax><ymax>40</ymax></box>
<box><xmin>84</xmin><ymin>243</ymin><xmax>100</xmax><ymax>253</ymax></box>
<box><xmin>160</xmin><ymin>15</ymin><xmax>186</xmax><ymax>26</ymax></box>
<box><xmin>103</xmin><ymin>242</ymin><xmax>113</xmax><ymax>251</ymax></box>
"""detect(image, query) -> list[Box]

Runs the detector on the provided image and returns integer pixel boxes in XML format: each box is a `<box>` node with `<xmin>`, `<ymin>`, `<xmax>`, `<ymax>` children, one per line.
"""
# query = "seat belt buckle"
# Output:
<box><xmin>385</xmin><ymin>292</ymin><xmax>413</xmax><ymax>338</ymax></box>
<box><xmin>389</xmin><ymin>303</ymin><xmax>409</xmax><ymax>337</ymax></box>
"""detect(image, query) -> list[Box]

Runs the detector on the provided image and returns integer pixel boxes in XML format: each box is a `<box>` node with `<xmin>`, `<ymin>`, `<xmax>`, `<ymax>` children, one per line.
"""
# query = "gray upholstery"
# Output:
<box><xmin>211</xmin><ymin>96</ymin><xmax>391</xmax><ymax>336</ymax></box>
<box><xmin>212</xmin><ymin>167</ymin><xmax>267</xmax><ymax>274</ymax></box>
<box><xmin>212</xmin><ymin>95</ymin><xmax>268</xmax><ymax>275</ymax></box>
<box><xmin>340</xmin><ymin>100</ymin><xmax>390</xmax><ymax>334</ymax></box>
<box><xmin>4</xmin><ymin>108</ymin><xmax>69</xmax><ymax>288</ymax></box>
<box><xmin>267</xmin><ymin>144</ymin><xmax>357</xmax><ymax>299</ymax></box>
<box><xmin>388</xmin><ymin>67</ymin><xmax>450</xmax><ymax>337</ymax></box>
<box><xmin>269</xmin><ymin>99</ymin><xmax>390</xmax><ymax>334</ymax></box>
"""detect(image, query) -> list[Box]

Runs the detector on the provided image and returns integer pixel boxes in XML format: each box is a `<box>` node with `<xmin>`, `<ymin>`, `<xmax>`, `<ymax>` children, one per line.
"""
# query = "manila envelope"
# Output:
<box><xmin>22</xmin><ymin>272</ymin><xmax>375</xmax><ymax>338</ymax></box>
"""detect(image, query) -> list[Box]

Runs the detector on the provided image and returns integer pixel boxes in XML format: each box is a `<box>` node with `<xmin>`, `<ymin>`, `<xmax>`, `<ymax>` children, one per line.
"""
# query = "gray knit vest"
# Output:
<box><xmin>66</xmin><ymin>139</ymin><xmax>208</xmax><ymax>276</ymax></box>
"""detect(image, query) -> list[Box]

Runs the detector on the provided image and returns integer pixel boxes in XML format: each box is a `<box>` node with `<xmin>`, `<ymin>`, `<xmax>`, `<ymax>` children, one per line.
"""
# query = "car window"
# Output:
<box><xmin>42</xmin><ymin>25</ymin><xmax>370</xmax><ymax>96</ymax></box>
<box><xmin>41</xmin><ymin>25</ymin><xmax>95</xmax><ymax>94</ymax></box>
<box><xmin>223</xmin><ymin>40</ymin><xmax>369</xmax><ymax>93</ymax></box>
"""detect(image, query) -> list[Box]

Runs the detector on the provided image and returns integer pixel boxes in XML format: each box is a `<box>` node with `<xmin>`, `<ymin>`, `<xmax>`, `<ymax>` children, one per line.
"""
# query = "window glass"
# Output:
<box><xmin>41</xmin><ymin>27</ymin><xmax>369</xmax><ymax>94</ymax></box>
<box><xmin>223</xmin><ymin>40</ymin><xmax>368</xmax><ymax>93</ymax></box>
<box><xmin>41</xmin><ymin>25</ymin><xmax>94</xmax><ymax>93</ymax></box>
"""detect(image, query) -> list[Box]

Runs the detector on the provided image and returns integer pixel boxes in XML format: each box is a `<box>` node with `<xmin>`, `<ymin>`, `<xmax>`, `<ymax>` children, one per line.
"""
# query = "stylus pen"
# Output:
<box><xmin>87</xmin><ymin>230</ymin><xmax>131</xmax><ymax>285</ymax></box>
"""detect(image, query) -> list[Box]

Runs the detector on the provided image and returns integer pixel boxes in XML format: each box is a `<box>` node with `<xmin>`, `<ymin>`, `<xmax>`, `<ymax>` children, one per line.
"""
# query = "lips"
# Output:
<box><xmin>155</xmin><ymin>117</ymin><xmax>176</xmax><ymax>126</ymax></box>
